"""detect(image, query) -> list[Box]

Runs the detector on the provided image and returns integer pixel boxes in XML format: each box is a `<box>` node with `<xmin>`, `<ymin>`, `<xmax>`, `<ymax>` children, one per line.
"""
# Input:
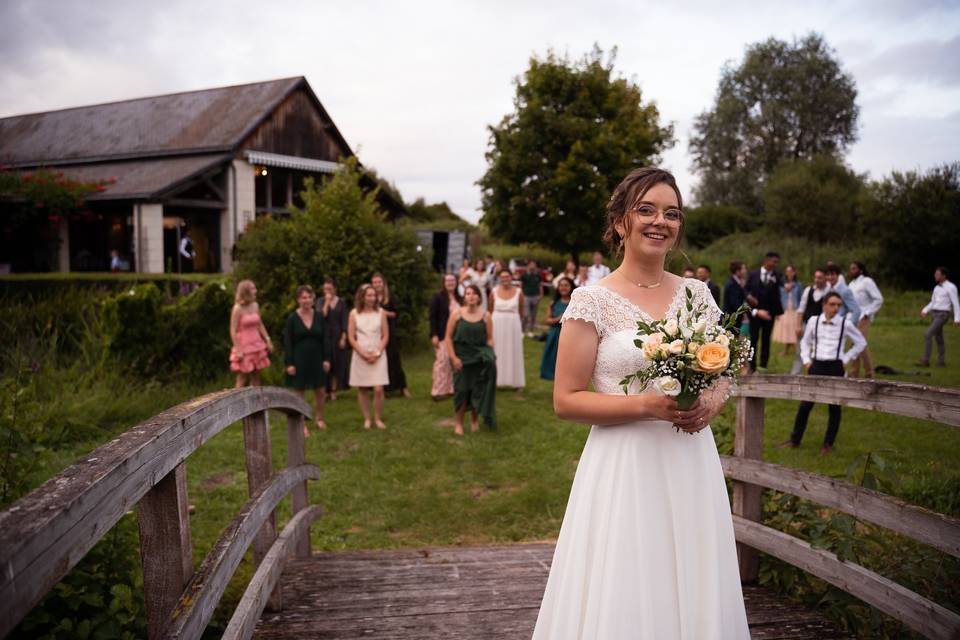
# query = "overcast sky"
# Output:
<box><xmin>1</xmin><ymin>0</ymin><xmax>958</xmax><ymax>223</ymax></box>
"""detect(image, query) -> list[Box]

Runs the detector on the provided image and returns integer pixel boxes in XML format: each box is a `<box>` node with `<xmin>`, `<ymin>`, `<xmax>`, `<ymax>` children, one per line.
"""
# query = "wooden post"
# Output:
<box><xmin>733</xmin><ymin>396</ymin><xmax>765</xmax><ymax>582</ymax></box>
<box><xmin>243</xmin><ymin>409</ymin><xmax>282</xmax><ymax>611</ymax></box>
<box><xmin>137</xmin><ymin>462</ymin><xmax>193</xmax><ymax>640</ymax></box>
<box><xmin>287</xmin><ymin>413</ymin><xmax>311</xmax><ymax>559</ymax></box>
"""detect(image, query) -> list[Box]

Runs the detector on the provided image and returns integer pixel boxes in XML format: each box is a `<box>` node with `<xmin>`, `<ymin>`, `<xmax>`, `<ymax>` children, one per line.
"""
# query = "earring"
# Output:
<box><xmin>619</xmin><ymin>236</ymin><xmax>625</xmax><ymax>249</ymax></box>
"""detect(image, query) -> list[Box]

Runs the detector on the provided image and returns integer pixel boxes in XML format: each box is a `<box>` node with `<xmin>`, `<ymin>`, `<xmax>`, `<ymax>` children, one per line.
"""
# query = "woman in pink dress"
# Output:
<box><xmin>229</xmin><ymin>279</ymin><xmax>273</xmax><ymax>387</ymax></box>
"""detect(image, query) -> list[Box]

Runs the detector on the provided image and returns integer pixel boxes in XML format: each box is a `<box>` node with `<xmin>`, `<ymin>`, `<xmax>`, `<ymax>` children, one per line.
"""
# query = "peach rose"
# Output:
<box><xmin>694</xmin><ymin>342</ymin><xmax>730</xmax><ymax>374</ymax></box>
<box><xmin>668</xmin><ymin>339</ymin><xmax>685</xmax><ymax>355</ymax></box>
<box><xmin>641</xmin><ymin>333</ymin><xmax>663</xmax><ymax>359</ymax></box>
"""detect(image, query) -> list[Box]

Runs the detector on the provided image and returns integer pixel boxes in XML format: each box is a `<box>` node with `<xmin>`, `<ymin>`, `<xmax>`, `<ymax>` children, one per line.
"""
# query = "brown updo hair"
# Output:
<box><xmin>603</xmin><ymin>167</ymin><xmax>684</xmax><ymax>256</ymax></box>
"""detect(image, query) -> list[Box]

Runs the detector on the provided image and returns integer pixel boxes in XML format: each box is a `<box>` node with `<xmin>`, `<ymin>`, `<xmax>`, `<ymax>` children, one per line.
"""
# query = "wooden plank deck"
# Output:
<box><xmin>252</xmin><ymin>543</ymin><xmax>852</xmax><ymax>639</ymax></box>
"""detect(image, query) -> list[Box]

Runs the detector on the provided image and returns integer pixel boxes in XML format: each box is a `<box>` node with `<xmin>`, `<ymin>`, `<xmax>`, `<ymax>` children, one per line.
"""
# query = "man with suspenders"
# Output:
<box><xmin>780</xmin><ymin>291</ymin><xmax>867</xmax><ymax>455</ymax></box>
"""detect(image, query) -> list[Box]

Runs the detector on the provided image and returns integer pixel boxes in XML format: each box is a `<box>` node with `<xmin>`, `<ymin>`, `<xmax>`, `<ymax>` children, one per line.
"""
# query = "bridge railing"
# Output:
<box><xmin>726</xmin><ymin>374</ymin><xmax>960</xmax><ymax>640</ymax></box>
<box><xmin>0</xmin><ymin>386</ymin><xmax>320</xmax><ymax>640</ymax></box>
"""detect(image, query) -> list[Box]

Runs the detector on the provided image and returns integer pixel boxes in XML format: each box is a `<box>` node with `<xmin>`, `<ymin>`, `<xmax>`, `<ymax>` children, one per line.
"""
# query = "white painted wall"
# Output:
<box><xmin>135</xmin><ymin>203</ymin><xmax>164</xmax><ymax>273</ymax></box>
<box><xmin>219</xmin><ymin>159</ymin><xmax>256</xmax><ymax>272</ymax></box>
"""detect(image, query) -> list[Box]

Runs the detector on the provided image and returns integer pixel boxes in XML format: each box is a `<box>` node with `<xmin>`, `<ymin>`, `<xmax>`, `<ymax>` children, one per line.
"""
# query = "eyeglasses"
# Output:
<box><xmin>632</xmin><ymin>204</ymin><xmax>683</xmax><ymax>225</ymax></box>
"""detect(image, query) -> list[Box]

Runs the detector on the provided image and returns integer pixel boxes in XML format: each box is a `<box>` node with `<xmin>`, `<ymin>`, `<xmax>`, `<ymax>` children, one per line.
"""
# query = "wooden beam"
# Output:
<box><xmin>137</xmin><ymin>462</ymin><xmax>193</xmax><ymax>640</ymax></box>
<box><xmin>732</xmin><ymin>516</ymin><xmax>960</xmax><ymax>639</ymax></box>
<box><xmin>243</xmin><ymin>410</ymin><xmax>281</xmax><ymax>611</ymax></box>
<box><xmin>733</xmin><ymin>396</ymin><xmax>765</xmax><ymax>582</ymax></box>
<box><xmin>721</xmin><ymin>456</ymin><xmax>960</xmax><ymax>558</ymax></box>
<box><xmin>0</xmin><ymin>387</ymin><xmax>311</xmax><ymax>638</ymax></box>
<box><xmin>165</xmin><ymin>465</ymin><xmax>321</xmax><ymax>639</ymax></box>
<box><xmin>733</xmin><ymin>375</ymin><xmax>960</xmax><ymax>428</ymax></box>
<box><xmin>165</xmin><ymin>197</ymin><xmax>226</xmax><ymax>209</ymax></box>
<box><xmin>221</xmin><ymin>505</ymin><xmax>323</xmax><ymax>640</ymax></box>
<box><xmin>286</xmin><ymin>413</ymin><xmax>311</xmax><ymax>559</ymax></box>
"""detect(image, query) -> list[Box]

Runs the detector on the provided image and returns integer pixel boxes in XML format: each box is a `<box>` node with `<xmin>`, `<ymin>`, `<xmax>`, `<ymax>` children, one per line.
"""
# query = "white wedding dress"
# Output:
<box><xmin>532</xmin><ymin>279</ymin><xmax>750</xmax><ymax>640</ymax></box>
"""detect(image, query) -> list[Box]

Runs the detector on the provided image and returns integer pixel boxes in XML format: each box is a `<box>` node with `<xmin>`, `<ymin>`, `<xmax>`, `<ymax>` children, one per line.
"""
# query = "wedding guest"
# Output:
<box><xmin>229</xmin><ymin>279</ymin><xmax>272</xmax><ymax>388</ymax></box>
<box><xmin>321</xmin><ymin>278</ymin><xmax>349</xmax><ymax>399</ymax></box>
<box><xmin>179</xmin><ymin>228</ymin><xmax>196</xmax><ymax>273</ymax></box>
<box><xmin>825</xmin><ymin>264</ymin><xmax>860</xmax><ymax>323</ymax></box>
<box><xmin>780</xmin><ymin>292</ymin><xmax>866</xmax><ymax>455</ymax></box>
<box><xmin>825</xmin><ymin>260</ymin><xmax>846</xmax><ymax>286</ymax></box>
<box><xmin>772</xmin><ymin>264</ymin><xmax>802</xmax><ymax>356</ymax></box>
<box><xmin>553</xmin><ymin>260</ymin><xmax>578</xmax><ymax>289</ymax></box>
<box><xmin>490</xmin><ymin>267</ymin><xmax>525</xmax><ymax>388</ymax></box>
<box><xmin>445</xmin><ymin>284</ymin><xmax>497</xmax><ymax>435</ymax></box>
<box><xmin>792</xmin><ymin>267</ymin><xmax>831</xmax><ymax>375</ymax></box>
<box><xmin>696</xmin><ymin>264</ymin><xmax>721</xmax><ymax>304</ymax></box>
<box><xmin>745</xmin><ymin>251</ymin><xmax>784</xmax><ymax>371</ymax></box>
<box><xmin>847</xmin><ymin>261</ymin><xmax>884</xmax><ymax>378</ymax></box>
<box><xmin>540</xmin><ymin>276</ymin><xmax>574</xmax><ymax>380</ymax></box>
<box><xmin>520</xmin><ymin>259</ymin><xmax>545</xmax><ymax>337</ymax></box>
<box><xmin>285</xmin><ymin>285</ymin><xmax>331</xmax><ymax>435</ymax></box>
<box><xmin>575</xmin><ymin>264</ymin><xmax>590</xmax><ymax>287</ymax></box>
<box><xmin>457</xmin><ymin>258</ymin><xmax>471</xmax><ymax>285</ymax></box>
<box><xmin>917</xmin><ymin>266</ymin><xmax>960</xmax><ymax>367</ymax></box>
<box><xmin>348</xmin><ymin>284</ymin><xmax>389</xmax><ymax>429</ymax></box>
<box><xmin>682</xmin><ymin>267</ymin><xmax>696</xmax><ymax>279</ymax></box>
<box><xmin>723</xmin><ymin>261</ymin><xmax>750</xmax><ymax>337</ymax></box>
<box><xmin>429</xmin><ymin>273</ymin><xmax>462</xmax><ymax>400</ymax></box>
<box><xmin>371</xmin><ymin>273</ymin><xmax>410</xmax><ymax>398</ymax></box>
<box><xmin>586</xmin><ymin>251</ymin><xmax>610</xmax><ymax>285</ymax></box>
<box><xmin>464</xmin><ymin>258</ymin><xmax>490</xmax><ymax>308</ymax></box>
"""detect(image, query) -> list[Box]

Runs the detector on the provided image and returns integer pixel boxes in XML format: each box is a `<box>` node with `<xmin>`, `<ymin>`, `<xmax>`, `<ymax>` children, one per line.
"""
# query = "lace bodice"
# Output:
<box><xmin>561</xmin><ymin>279</ymin><xmax>722</xmax><ymax>394</ymax></box>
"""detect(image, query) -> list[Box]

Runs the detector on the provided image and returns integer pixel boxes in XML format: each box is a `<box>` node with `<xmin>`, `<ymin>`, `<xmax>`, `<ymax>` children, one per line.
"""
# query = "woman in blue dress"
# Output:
<box><xmin>540</xmin><ymin>276</ymin><xmax>575</xmax><ymax>380</ymax></box>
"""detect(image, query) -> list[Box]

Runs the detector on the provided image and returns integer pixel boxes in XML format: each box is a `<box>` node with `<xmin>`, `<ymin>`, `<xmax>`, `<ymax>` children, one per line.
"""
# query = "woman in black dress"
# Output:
<box><xmin>371</xmin><ymin>272</ymin><xmax>410</xmax><ymax>398</ymax></box>
<box><xmin>284</xmin><ymin>285</ymin><xmax>331</xmax><ymax>435</ymax></box>
<box><xmin>320</xmin><ymin>278</ymin><xmax>349</xmax><ymax>400</ymax></box>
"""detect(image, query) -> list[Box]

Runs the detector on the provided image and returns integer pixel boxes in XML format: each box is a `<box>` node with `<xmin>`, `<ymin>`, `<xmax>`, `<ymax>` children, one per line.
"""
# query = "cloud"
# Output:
<box><xmin>853</xmin><ymin>35</ymin><xmax>960</xmax><ymax>87</ymax></box>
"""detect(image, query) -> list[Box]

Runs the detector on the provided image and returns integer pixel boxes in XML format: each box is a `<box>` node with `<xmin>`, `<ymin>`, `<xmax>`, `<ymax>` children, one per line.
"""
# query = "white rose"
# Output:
<box><xmin>668</xmin><ymin>339</ymin><xmax>685</xmax><ymax>355</ymax></box>
<box><xmin>680</xmin><ymin>325</ymin><xmax>694</xmax><ymax>340</ymax></box>
<box><xmin>663</xmin><ymin>318</ymin><xmax>678</xmax><ymax>337</ymax></box>
<box><xmin>654</xmin><ymin>376</ymin><xmax>682</xmax><ymax>396</ymax></box>
<box><xmin>688</xmin><ymin>342</ymin><xmax>700</xmax><ymax>354</ymax></box>
<box><xmin>716</xmin><ymin>333</ymin><xmax>730</xmax><ymax>347</ymax></box>
<box><xmin>693</xmin><ymin>318</ymin><xmax>707</xmax><ymax>333</ymax></box>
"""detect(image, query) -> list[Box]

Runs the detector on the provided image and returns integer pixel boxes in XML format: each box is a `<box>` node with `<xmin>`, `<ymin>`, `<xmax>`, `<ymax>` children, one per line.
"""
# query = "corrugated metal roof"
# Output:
<box><xmin>16</xmin><ymin>155</ymin><xmax>231</xmax><ymax>200</ymax></box>
<box><xmin>0</xmin><ymin>77</ymin><xmax>303</xmax><ymax>167</ymax></box>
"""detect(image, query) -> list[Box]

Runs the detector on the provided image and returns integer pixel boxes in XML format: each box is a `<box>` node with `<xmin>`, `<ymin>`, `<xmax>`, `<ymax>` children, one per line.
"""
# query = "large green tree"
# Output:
<box><xmin>690</xmin><ymin>33</ymin><xmax>859</xmax><ymax>213</ymax></box>
<box><xmin>478</xmin><ymin>46</ymin><xmax>674</xmax><ymax>263</ymax></box>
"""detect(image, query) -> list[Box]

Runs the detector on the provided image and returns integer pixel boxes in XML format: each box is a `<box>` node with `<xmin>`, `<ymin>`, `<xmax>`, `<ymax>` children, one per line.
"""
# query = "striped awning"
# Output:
<box><xmin>244</xmin><ymin>150</ymin><xmax>340</xmax><ymax>174</ymax></box>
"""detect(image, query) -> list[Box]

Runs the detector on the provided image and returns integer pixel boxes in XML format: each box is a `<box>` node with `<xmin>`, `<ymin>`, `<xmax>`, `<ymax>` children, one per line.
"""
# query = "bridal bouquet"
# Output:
<box><xmin>620</xmin><ymin>287</ymin><xmax>752</xmax><ymax>410</ymax></box>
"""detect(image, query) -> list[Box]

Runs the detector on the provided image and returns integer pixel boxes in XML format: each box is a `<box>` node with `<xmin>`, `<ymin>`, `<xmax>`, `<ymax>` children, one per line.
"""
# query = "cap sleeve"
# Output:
<box><xmin>561</xmin><ymin>286</ymin><xmax>604</xmax><ymax>337</ymax></box>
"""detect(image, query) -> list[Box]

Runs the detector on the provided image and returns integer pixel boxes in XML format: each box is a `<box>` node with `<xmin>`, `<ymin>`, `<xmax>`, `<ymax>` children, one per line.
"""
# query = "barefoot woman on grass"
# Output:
<box><xmin>445</xmin><ymin>284</ymin><xmax>496</xmax><ymax>435</ymax></box>
<box><xmin>284</xmin><ymin>285</ymin><xmax>331</xmax><ymax>435</ymax></box>
<box><xmin>348</xmin><ymin>284</ymin><xmax>389</xmax><ymax>430</ymax></box>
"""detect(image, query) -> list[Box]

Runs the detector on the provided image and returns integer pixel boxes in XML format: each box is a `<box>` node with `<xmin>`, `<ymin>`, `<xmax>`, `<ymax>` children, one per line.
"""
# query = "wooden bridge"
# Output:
<box><xmin>1</xmin><ymin>378</ymin><xmax>958</xmax><ymax>639</ymax></box>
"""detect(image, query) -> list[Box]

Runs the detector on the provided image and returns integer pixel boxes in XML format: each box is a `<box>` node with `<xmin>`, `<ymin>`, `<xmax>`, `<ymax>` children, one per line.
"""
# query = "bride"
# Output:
<box><xmin>532</xmin><ymin>168</ymin><xmax>750</xmax><ymax>639</ymax></box>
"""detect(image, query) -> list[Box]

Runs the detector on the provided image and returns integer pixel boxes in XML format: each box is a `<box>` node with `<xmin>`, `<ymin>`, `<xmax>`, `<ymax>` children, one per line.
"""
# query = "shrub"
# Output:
<box><xmin>234</xmin><ymin>159</ymin><xmax>433</xmax><ymax>347</ymax></box>
<box><xmin>763</xmin><ymin>155</ymin><xmax>867</xmax><ymax>242</ymax></box>
<box><xmin>864</xmin><ymin>163</ymin><xmax>960</xmax><ymax>289</ymax></box>
<box><xmin>682</xmin><ymin>204</ymin><xmax>758</xmax><ymax>248</ymax></box>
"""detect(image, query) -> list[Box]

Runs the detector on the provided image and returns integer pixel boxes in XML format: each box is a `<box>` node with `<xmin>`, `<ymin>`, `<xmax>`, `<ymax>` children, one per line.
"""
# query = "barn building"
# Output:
<box><xmin>0</xmin><ymin>77</ymin><xmax>404</xmax><ymax>273</ymax></box>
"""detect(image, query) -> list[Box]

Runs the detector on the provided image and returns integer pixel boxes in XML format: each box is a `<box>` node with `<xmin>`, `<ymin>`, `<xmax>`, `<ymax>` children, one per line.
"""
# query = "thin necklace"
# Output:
<box><xmin>617</xmin><ymin>268</ymin><xmax>664</xmax><ymax>289</ymax></box>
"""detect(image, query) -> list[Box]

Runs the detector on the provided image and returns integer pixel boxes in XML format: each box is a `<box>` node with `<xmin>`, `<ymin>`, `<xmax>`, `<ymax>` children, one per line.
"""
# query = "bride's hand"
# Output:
<box><xmin>671</xmin><ymin>398</ymin><xmax>712</xmax><ymax>433</ymax></box>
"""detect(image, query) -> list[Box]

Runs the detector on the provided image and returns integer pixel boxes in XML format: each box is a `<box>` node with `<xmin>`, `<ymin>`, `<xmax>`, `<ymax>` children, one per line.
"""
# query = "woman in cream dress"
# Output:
<box><xmin>490</xmin><ymin>268</ymin><xmax>525</xmax><ymax>388</ymax></box>
<box><xmin>532</xmin><ymin>168</ymin><xmax>750</xmax><ymax>640</ymax></box>
<box><xmin>348</xmin><ymin>284</ymin><xmax>389</xmax><ymax>430</ymax></box>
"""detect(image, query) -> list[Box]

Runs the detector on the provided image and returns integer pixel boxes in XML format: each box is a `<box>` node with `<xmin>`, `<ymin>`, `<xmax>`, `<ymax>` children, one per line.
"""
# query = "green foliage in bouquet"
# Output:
<box><xmin>620</xmin><ymin>287</ymin><xmax>752</xmax><ymax>409</ymax></box>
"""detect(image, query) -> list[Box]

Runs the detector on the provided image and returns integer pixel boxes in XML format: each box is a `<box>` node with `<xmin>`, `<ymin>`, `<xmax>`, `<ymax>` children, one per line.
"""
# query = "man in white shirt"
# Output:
<box><xmin>586</xmin><ymin>251</ymin><xmax>610</xmax><ymax>285</ymax></box>
<box><xmin>779</xmin><ymin>292</ymin><xmax>866</xmax><ymax>455</ymax></box>
<box><xmin>790</xmin><ymin>268</ymin><xmax>830</xmax><ymax>375</ymax></box>
<box><xmin>918</xmin><ymin>266</ymin><xmax>960</xmax><ymax>367</ymax></box>
<box><xmin>179</xmin><ymin>229</ymin><xmax>196</xmax><ymax>273</ymax></box>
<box><xmin>847</xmin><ymin>261</ymin><xmax>884</xmax><ymax>378</ymax></box>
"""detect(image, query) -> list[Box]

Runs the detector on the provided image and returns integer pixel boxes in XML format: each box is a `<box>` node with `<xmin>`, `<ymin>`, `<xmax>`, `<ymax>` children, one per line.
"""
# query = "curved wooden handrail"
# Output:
<box><xmin>732</xmin><ymin>516</ymin><xmax>960</xmax><ymax>640</ymax></box>
<box><xmin>720</xmin><ymin>455</ymin><xmax>960</xmax><ymax>558</ymax></box>
<box><xmin>733</xmin><ymin>374</ymin><xmax>960</xmax><ymax>427</ymax></box>
<box><xmin>222</xmin><ymin>505</ymin><xmax>324</xmax><ymax>640</ymax></box>
<box><xmin>166</xmin><ymin>465</ymin><xmax>321</xmax><ymax>639</ymax></box>
<box><xmin>0</xmin><ymin>387</ymin><xmax>312</xmax><ymax>639</ymax></box>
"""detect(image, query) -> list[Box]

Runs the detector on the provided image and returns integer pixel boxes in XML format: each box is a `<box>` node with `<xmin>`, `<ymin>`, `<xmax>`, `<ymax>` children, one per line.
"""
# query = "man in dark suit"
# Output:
<box><xmin>696</xmin><ymin>264</ymin><xmax>721</xmax><ymax>305</ymax></box>
<box><xmin>723</xmin><ymin>261</ymin><xmax>748</xmax><ymax>328</ymax></box>
<box><xmin>745</xmin><ymin>251</ymin><xmax>784</xmax><ymax>371</ymax></box>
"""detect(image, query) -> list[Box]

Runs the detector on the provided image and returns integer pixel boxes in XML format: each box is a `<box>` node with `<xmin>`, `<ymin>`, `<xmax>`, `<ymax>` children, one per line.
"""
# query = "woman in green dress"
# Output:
<box><xmin>540</xmin><ymin>276</ymin><xmax>575</xmax><ymax>381</ymax></box>
<box><xmin>445</xmin><ymin>284</ymin><xmax>497</xmax><ymax>435</ymax></box>
<box><xmin>284</xmin><ymin>285</ymin><xmax>331</xmax><ymax>435</ymax></box>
